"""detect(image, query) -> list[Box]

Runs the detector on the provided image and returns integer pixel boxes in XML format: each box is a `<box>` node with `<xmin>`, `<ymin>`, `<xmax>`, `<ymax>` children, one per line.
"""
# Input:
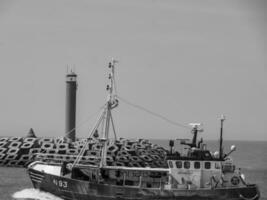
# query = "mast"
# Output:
<box><xmin>72</xmin><ymin>59</ymin><xmax>119</xmax><ymax>168</ymax></box>
<box><xmin>219</xmin><ymin>114</ymin><xmax>225</xmax><ymax>160</ymax></box>
<box><xmin>100</xmin><ymin>59</ymin><xmax>119</xmax><ymax>167</ymax></box>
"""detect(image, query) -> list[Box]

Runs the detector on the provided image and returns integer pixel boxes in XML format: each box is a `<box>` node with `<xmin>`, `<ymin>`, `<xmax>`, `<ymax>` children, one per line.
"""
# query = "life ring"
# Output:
<box><xmin>231</xmin><ymin>176</ymin><xmax>240</xmax><ymax>185</ymax></box>
<box><xmin>0</xmin><ymin>148</ymin><xmax>6</xmax><ymax>154</ymax></box>
<box><xmin>21</xmin><ymin>142</ymin><xmax>34</xmax><ymax>149</ymax></box>
<box><xmin>9</xmin><ymin>142</ymin><xmax>22</xmax><ymax>149</ymax></box>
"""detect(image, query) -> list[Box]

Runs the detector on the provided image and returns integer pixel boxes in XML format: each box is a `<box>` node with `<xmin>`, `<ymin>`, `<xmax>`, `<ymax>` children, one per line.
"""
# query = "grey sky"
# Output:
<box><xmin>0</xmin><ymin>0</ymin><xmax>266</xmax><ymax>141</ymax></box>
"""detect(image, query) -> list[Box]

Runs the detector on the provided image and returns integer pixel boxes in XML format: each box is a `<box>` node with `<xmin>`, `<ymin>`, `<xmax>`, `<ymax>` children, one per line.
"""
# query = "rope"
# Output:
<box><xmin>117</xmin><ymin>96</ymin><xmax>190</xmax><ymax>130</ymax></box>
<box><xmin>64</xmin><ymin>104</ymin><xmax>106</xmax><ymax>138</ymax></box>
<box><xmin>72</xmin><ymin>105</ymin><xmax>107</xmax><ymax>166</ymax></box>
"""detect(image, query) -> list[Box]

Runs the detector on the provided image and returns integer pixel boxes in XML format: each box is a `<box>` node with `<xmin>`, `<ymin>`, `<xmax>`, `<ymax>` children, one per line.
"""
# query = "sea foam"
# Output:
<box><xmin>12</xmin><ymin>188</ymin><xmax>63</xmax><ymax>200</ymax></box>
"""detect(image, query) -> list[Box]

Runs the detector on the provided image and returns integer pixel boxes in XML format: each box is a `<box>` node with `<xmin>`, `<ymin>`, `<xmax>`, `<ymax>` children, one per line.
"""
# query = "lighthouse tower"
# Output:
<box><xmin>65</xmin><ymin>71</ymin><xmax>77</xmax><ymax>142</ymax></box>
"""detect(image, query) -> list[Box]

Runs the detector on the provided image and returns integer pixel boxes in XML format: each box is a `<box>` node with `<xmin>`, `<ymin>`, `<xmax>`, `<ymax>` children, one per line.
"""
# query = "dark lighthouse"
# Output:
<box><xmin>65</xmin><ymin>71</ymin><xmax>77</xmax><ymax>142</ymax></box>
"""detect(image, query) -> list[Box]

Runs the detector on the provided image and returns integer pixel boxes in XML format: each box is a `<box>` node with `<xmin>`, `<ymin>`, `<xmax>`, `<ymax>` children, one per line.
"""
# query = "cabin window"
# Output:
<box><xmin>215</xmin><ymin>162</ymin><xmax>221</xmax><ymax>169</ymax></box>
<box><xmin>184</xmin><ymin>161</ymin><xmax>190</xmax><ymax>169</ymax></box>
<box><xmin>194</xmin><ymin>161</ymin><xmax>200</xmax><ymax>169</ymax></box>
<box><xmin>169</xmin><ymin>161</ymin><xmax>173</xmax><ymax>168</ymax></box>
<box><xmin>205</xmin><ymin>162</ymin><xmax>211</xmax><ymax>169</ymax></box>
<box><xmin>175</xmin><ymin>161</ymin><xmax>182</xmax><ymax>169</ymax></box>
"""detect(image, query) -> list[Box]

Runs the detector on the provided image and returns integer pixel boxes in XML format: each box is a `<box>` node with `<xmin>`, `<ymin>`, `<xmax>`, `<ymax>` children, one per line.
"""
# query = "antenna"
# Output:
<box><xmin>107</xmin><ymin>59</ymin><xmax>119</xmax><ymax>108</ymax></box>
<box><xmin>219</xmin><ymin>114</ymin><xmax>226</xmax><ymax>160</ymax></box>
<box><xmin>182</xmin><ymin>123</ymin><xmax>203</xmax><ymax>148</ymax></box>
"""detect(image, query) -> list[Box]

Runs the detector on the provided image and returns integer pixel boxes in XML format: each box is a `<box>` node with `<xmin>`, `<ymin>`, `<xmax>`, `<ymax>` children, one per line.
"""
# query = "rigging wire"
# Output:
<box><xmin>64</xmin><ymin>104</ymin><xmax>106</xmax><ymax>138</ymax></box>
<box><xmin>72</xmin><ymin>105</ymin><xmax>106</xmax><ymax>166</ymax></box>
<box><xmin>117</xmin><ymin>96</ymin><xmax>191</xmax><ymax>130</ymax></box>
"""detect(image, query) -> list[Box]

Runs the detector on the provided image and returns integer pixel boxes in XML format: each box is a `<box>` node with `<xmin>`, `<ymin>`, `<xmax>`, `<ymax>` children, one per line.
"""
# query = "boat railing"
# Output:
<box><xmin>34</xmin><ymin>153</ymin><xmax>100</xmax><ymax>165</ymax></box>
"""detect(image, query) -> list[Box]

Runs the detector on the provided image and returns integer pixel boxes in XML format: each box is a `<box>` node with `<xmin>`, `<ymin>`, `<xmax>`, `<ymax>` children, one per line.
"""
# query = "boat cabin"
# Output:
<box><xmin>167</xmin><ymin>159</ymin><xmax>222</xmax><ymax>189</ymax></box>
<box><xmin>72</xmin><ymin>165</ymin><xmax>169</xmax><ymax>189</ymax></box>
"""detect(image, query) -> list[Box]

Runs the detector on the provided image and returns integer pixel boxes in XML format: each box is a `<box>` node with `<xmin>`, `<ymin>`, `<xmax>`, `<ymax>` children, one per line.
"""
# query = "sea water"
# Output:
<box><xmin>0</xmin><ymin>141</ymin><xmax>266</xmax><ymax>200</ymax></box>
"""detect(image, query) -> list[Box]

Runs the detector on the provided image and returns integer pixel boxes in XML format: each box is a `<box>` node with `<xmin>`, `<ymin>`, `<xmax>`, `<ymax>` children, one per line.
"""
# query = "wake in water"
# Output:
<box><xmin>12</xmin><ymin>188</ymin><xmax>63</xmax><ymax>200</ymax></box>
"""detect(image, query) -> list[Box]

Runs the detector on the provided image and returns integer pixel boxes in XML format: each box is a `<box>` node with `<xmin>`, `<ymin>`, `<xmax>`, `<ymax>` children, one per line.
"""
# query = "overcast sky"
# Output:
<box><xmin>0</xmin><ymin>0</ymin><xmax>266</xmax><ymax>141</ymax></box>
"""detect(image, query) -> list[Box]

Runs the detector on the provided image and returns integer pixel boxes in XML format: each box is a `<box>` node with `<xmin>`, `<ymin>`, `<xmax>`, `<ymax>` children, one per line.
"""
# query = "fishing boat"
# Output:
<box><xmin>27</xmin><ymin>60</ymin><xmax>260</xmax><ymax>200</ymax></box>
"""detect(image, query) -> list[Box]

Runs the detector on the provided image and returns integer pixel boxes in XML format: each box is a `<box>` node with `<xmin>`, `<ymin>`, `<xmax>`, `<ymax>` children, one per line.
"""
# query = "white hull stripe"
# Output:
<box><xmin>30</xmin><ymin>173</ymin><xmax>44</xmax><ymax>178</ymax></box>
<box><xmin>31</xmin><ymin>177</ymin><xmax>42</xmax><ymax>183</ymax></box>
<box><xmin>29</xmin><ymin>171</ymin><xmax>43</xmax><ymax>177</ymax></box>
<box><xmin>30</xmin><ymin>175</ymin><xmax>43</xmax><ymax>181</ymax></box>
<box><xmin>29</xmin><ymin>173</ymin><xmax>44</xmax><ymax>179</ymax></box>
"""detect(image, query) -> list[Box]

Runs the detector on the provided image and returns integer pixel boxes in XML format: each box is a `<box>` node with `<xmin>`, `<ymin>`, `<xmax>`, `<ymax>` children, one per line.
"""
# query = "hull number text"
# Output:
<box><xmin>53</xmin><ymin>179</ymin><xmax>68</xmax><ymax>188</ymax></box>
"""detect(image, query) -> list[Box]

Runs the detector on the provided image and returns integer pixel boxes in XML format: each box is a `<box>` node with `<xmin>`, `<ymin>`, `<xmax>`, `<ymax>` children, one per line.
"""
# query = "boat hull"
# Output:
<box><xmin>28</xmin><ymin>168</ymin><xmax>260</xmax><ymax>200</ymax></box>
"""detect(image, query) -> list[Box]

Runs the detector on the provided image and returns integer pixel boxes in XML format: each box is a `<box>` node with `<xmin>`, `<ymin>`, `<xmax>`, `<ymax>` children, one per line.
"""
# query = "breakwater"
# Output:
<box><xmin>0</xmin><ymin>135</ymin><xmax>167</xmax><ymax>168</ymax></box>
